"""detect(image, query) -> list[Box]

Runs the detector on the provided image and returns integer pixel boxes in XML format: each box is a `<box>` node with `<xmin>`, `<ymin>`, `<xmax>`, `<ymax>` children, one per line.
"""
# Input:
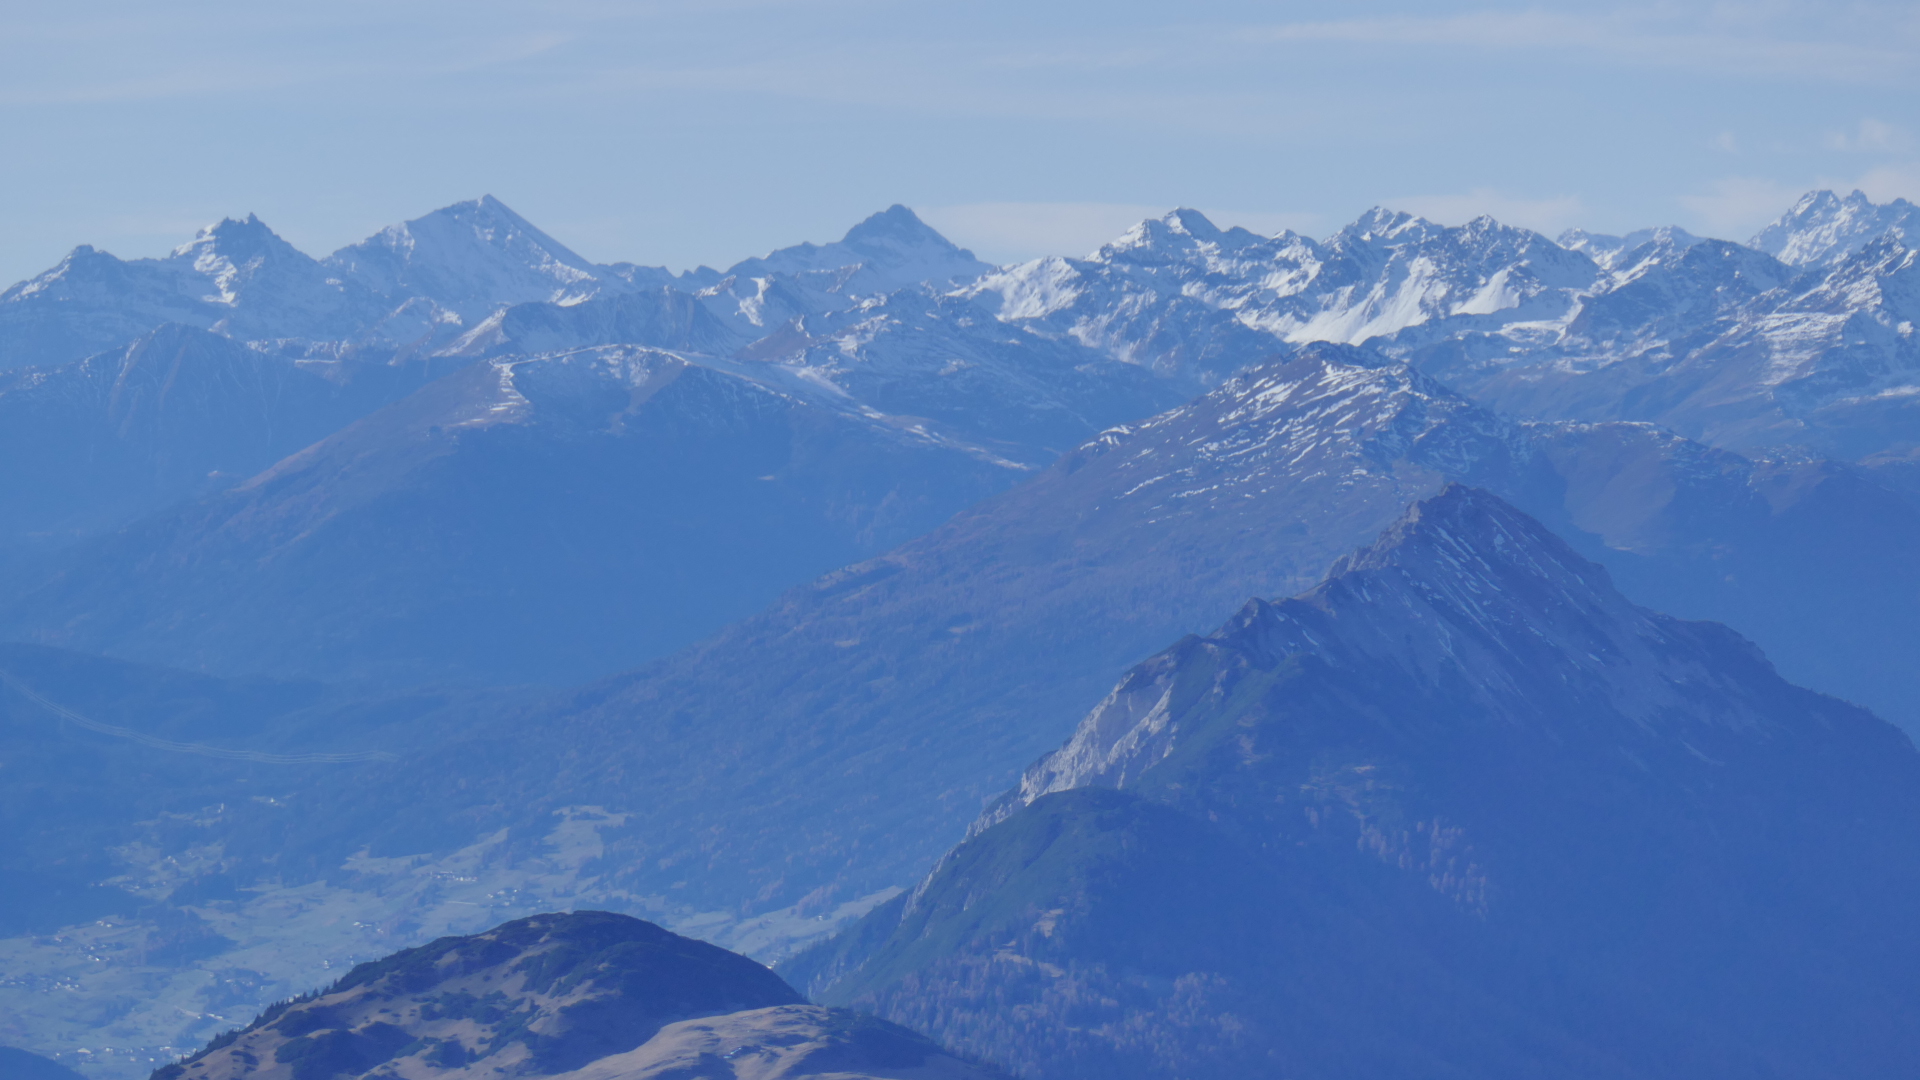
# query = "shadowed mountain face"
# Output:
<box><xmin>791</xmin><ymin>487</ymin><xmax>1920</xmax><ymax>1079</ymax></box>
<box><xmin>152</xmin><ymin>911</ymin><xmax>1003</xmax><ymax>1080</ymax></box>
<box><xmin>0</xmin><ymin>324</ymin><xmax>439</xmax><ymax>557</ymax></box>
<box><xmin>0</xmin><ymin>346</ymin><xmax>1027</xmax><ymax>686</ymax></box>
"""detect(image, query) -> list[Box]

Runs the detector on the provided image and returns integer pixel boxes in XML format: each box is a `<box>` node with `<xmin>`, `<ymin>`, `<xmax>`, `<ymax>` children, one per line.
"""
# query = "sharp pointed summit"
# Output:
<box><xmin>715</xmin><ymin>204</ymin><xmax>994</xmax><ymax>298</ymax></box>
<box><xmin>324</xmin><ymin>195</ymin><xmax>614</xmax><ymax>322</ymax></box>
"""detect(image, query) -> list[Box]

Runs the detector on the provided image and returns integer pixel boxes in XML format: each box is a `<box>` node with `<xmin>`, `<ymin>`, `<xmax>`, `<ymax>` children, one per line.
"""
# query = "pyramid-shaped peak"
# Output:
<box><xmin>323</xmin><ymin>195</ymin><xmax>606</xmax><ymax>319</ymax></box>
<box><xmin>841</xmin><ymin>203</ymin><xmax>956</xmax><ymax>248</ymax></box>
<box><xmin>403</xmin><ymin>195</ymin><xmax>575</xmax><ymax>249</ymax></box>
<box><xmin>723</xmin><ymin>204</ymin><xmax>989</xmax><ymax>290</ymax></box>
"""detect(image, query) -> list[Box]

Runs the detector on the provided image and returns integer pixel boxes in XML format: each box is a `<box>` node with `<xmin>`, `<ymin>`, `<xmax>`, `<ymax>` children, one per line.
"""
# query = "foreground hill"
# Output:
<box><xmin>154</xmin><ymin>911</ymin><xmax>1002</xmax><ymax>1080</ymax></box>
<box><xmin>790</xmin><ymin>486</ymin><xmax>1920</xmax><ymax>1078</ymax></box>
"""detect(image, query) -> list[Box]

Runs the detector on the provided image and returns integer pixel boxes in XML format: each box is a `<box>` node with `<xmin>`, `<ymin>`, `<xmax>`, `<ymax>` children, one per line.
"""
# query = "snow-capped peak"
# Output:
<box><xmin>170</xmin><ymin>214</ymin><xmax>295</xmax><ymax>262</ymax></box>
<box><xmin>1559</xmin><ymin>225</ymin><xmax>1704</xmax><ymax>271</ymax></box>
<box><xmin>1750</xmin><ymin>189</ymin><xmax>1919</xmax><ymax>267</ymax></box>
<box><xmin>165</xmin><ymin>214</ymin><xmax>311</xmax><ymax>306</ymax></box>
<box><xmin>1092</xmin><ymin>208</ymin><xmax>1277</xmax><ymax>265</ymax></box>
<box><xmin>720</xmin><ymin>204</ymin><xmax>994</xmax><ymax>297</ymax></box>
<box><xmin>1337</xmin><ymin>206</ymin><xmax>1439</xmax><ymax>245</ymax></box>
<box><xmin>324</xmin><ymin>195</ymin><xmax>610</xmax><ymax>322</ymax></box>
<box><xmin>839</xmin><ymin>203</ymin><xmax>959</xmax><ymax>251</ymax></box>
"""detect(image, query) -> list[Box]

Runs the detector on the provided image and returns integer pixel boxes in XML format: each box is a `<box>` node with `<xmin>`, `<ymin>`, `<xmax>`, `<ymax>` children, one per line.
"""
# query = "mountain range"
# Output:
<box><xmin>5</xmin><ymin>190</ymin><xmax>1918</xmax><ymax>689</ymax></box>
<box><xmin>6</xmin><ymin>189</ymin><xmax>1920</xmax><ymax>1078</ymax></box>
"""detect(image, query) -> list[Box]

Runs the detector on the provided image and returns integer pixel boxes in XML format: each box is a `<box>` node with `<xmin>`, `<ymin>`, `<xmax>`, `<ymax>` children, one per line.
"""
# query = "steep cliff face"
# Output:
<box><xmin>794</xmin><ymin>487</ymin><xmax>1920</xmax><ymax>1079</ymax></box>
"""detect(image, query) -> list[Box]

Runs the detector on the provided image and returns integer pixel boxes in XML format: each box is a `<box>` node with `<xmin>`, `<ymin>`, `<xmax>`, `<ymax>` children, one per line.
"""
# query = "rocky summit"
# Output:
<box><xmin>154</xmin><ymin>911</ymin><xmax>1003</xmax><ymax>1080</ymax></box>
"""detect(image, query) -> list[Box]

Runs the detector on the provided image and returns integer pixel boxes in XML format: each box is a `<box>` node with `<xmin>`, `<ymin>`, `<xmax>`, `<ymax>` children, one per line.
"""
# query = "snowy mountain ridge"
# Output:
<box><xmin>5</xmin><ymin>188</ymin><xmax>1919</xmax><ymax>462</ymax></box>
<box><xmin>959</xmin><ymin>191</ymin><xmax>1920</xmax><ymax>458</ymax></box>
<box><xmin>1751</xmin><ymin>189</ymin><xmax>1920</xmax><ymax>267</ymax></box>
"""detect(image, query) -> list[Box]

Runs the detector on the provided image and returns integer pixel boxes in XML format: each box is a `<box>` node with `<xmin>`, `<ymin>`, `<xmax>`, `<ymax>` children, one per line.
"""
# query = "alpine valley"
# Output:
<box><xmin>1</xmin><ymin>190</ymin><xmax>1918</xmax><ymax>1079</ymax></box>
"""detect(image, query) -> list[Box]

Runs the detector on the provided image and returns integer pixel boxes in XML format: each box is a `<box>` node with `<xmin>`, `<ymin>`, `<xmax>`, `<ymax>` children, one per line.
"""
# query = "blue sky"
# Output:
<box><xmin>1</xmin><ymin>0</ymin><xmax>1916</xmax><ymax>283</ymax></box>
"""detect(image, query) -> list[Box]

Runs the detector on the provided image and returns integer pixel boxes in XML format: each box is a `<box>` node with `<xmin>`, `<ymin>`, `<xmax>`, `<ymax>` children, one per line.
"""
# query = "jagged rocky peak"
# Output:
<box><xmin>172</xmin><ymin>213</ymin><xmax>301</xmax><ymax>267</ymax></box>
<box><xmin>1336</xmin><ymin>205</ymin><xmax>1439</xmax><ymax>245</ymax></box>
<box><xmin>162</xmin><ymin>214</ymin><xmax>343</xmax><ymax>314</ymax></box>
<box><xmin>154</xmin><ymin>910</ymin><xmax>1000</xmax><ymax>1080</ymax></box>
<box><xmin>1750</xmin><ymin>188</ymin><xmax>1920</xmax><ymax>267</ymax></box>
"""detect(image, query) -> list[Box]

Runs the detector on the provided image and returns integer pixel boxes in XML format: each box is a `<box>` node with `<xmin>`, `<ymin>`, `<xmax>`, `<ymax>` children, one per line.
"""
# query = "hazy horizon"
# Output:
<box><xmin>1</xmin><ymin>0</ymin><xmax>1915</xmax><ymax>285</ymax></box>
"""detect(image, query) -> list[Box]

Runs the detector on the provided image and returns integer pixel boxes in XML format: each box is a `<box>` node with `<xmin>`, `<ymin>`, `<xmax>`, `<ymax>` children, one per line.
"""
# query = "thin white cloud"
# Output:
<box><xmin>1385</xmin><ymin>189</ymin><xmax>1587</xmax><ymax>235</ymax></box>
<box><xmin>921</xmin><ymin>202</ymin><xmax>1170</xmax><ymax>262</ymax></box>
<box><xmin>1825</xmin><ymin>119</ymin><xmax>1911</xmax><ymax>153</ymax></box>
<box><xmin>1855</xmin><ymin>162</ymin><xmax>1920</xmax><ymax>204</ymax></box>
<box><xmin>1679</xmin><ymin>177</ymin><xmax>1809</xmax><ymax>236</ymax></box>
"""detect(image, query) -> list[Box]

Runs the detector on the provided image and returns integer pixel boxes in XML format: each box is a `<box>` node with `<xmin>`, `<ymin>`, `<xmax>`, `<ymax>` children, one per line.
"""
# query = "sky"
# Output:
<box><xmin>0</xmin><ymin>0</ymin><xmax>1916</xmax><ymax>284</ymax></box>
